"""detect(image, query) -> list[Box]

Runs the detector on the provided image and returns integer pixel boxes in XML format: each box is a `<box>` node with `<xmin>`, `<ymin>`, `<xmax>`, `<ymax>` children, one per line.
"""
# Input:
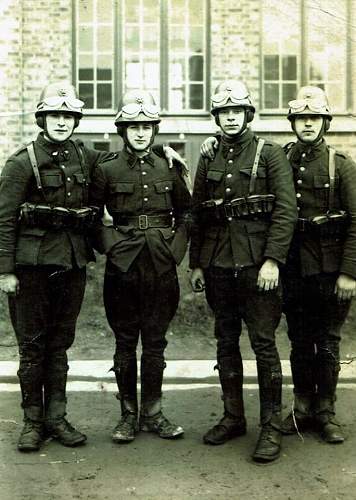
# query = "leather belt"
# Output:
<box><xmin>114</xmin><ymin>214</ymin><xmax>173</xmax><ymax>230</ymax></box>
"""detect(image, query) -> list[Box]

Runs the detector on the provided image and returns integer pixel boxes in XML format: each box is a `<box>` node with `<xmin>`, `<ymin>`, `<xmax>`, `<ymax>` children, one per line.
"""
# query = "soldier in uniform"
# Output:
<box><xmin>281</xmin><ymin>86</ymin><xmax>356</xmax><ymax>443</ymax></box>
<box><xmin>89</xmin><ymin>90</ymin><xmax>191</xmax><ymax>444</ymax></box>
<box><xmin>191</xmin><ymin>80</ymin><xmax>297</xmax><ymax>462</ymax></box>
<box><xmin>0</xmin><ymin>82</ymin><xmax>103</xmax><ymax>451</ymax></box>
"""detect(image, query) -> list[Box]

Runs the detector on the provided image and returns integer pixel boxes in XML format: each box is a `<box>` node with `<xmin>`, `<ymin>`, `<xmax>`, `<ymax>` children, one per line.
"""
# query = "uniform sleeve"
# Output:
<box><xmin>338</xmin><ymin>156</ymin><xmax>356</xmax><ymax>278</ymax></box>
<box><xmin>263</xmin><ymin>144</ymin><xmax>298</xmax><ymax>264</ymax></box>
<box><xmin>189</xmin><ymin>156</ymin><xmax>208</xmax><ymax>269</ymax></box>
<box><xmin>0</xmin><ymin>157</ymin><xmax>32</xmax><ymax>273</ymax></box>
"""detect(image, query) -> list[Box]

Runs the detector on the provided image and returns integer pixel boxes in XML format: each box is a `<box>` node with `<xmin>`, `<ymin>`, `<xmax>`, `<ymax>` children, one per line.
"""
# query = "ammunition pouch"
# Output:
<box><xmin>199</xmin><ymin>194</ymin><xmax>275</xmax><ymax>222</ymax></box>
<box><xmin>297</xmin><ymin>210</ymin><xmax>349</xmax><ymax>238</ymax></box>
<box><xmin>19</xmin><ymin>202</ymin><xmax>101</xmax><ymax>233</ymax></box>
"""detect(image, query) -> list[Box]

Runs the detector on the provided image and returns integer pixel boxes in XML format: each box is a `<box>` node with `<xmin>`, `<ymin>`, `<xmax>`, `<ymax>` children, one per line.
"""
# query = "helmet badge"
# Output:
<box><xmin>58</xmin><ymin>88</ymin><xmax>68</xmax><ymax>97</ymax></box>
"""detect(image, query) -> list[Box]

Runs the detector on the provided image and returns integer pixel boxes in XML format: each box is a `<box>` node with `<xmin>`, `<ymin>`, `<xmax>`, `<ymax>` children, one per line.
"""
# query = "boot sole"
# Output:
<box><xmin>252</xmin><ymin>450</ymin><xmax>280</xmax><ymax>463</ymax></box>
<box><xmin>140</xmin><ymin>424</ymin><xmax>184</xmax><ymax>439</ymax></box>
<box><xmin>203</xmin><ymin>428</ymin><xmax>247</xmax><ymax>445</ymax></box>
<box><xmin>51</xmin><ymin>435</ymin><xmax>87</xmax><ymax>447</ymax></box>
<box><xmin>18</xmin><ymin>444</ymin><xmax>41</xmax><ymax>452</ymax></box>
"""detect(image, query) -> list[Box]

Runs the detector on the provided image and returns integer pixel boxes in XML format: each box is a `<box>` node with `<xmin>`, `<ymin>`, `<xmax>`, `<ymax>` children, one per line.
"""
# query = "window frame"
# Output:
<box><xmin>73</xmin><ymin>0</ymin><xmax>211</xmax><ymax>116</ymax></box>
<box><xmin>260</xmin><ymin>0</ymin><xmax>352</xmax><ymax>115</ymax></box>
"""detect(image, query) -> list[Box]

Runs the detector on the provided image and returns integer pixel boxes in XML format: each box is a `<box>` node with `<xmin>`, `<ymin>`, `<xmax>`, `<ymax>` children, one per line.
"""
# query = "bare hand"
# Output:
<box><xmin>0</xmin><ymin>273</ymin><xmax>20</xmax><ymax>295</ymax></box>
<box><xmin>257</xmin><ymin>259</ymin><xmax>279</xmax><ymax>291</ymax></box>
<box><xmin>163</xmin><ymin>146</ymin><xmax>188</xmax><ymax>175</ymax></box>
<box><xmin>200</xmin><ymin>137</ymin><xmax>218</xmax><ymax>160</ymax></box>
<box><xmin>334</xmin><ymin>273</ymin><xmax>356</xmax><ymax>301</ymax></box>
<box><xmin>190</xmin><ymin>268</ymin><xmax>205</xmax><ymax>293</ymax></box>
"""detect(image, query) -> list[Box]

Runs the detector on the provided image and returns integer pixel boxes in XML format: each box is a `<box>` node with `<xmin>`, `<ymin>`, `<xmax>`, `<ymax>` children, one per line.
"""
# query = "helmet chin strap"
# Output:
<box><xmin>293</xmin><ymin>117</ymin><xmax>327</xmax><ymax>146</ymax></box>
<box><xmin>43</xmin><ymin>116</ymin><xmax>74</xmax><ymax>144</ymax></box>
<box><xmin>122</xmin><ymin>126</ymin><xmax>156</xmax><ymax>152</ymax></box>
<box><xmin>221</xmin><ymin>110</ymin><xmax>248</xmax><ymax>140</ymax></box>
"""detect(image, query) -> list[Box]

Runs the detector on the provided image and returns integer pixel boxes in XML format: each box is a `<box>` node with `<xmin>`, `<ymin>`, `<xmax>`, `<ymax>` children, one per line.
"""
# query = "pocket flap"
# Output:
<box><xmin>313</xmin><ymin>175</ymin><xmax>339</xmax><ymax>188</ymax></box>
<box><xmin>206</xmin><ymin>170</ymin><xmax>224</xmax><ymax>182</ymax></box>
<box><xmin>73</xmin><ymin>172</ymin><xmax>86</xmax><ymax>184</ymax></box>
<box><xmin>42</xmin><ymin>174</ymin><xmax>63</xmax><ymax>187</ymax></box>
<box><xmin>109</xmin><ymin>182</ymin><xmax>135</xmax><ymax>194</ymax></box>
<box><xmin>240</xmin><ymin>167</ymin><xmax>266</xmax><ymax>178</ymax></box>
<box><xmin>154</xmin><ymin>180</ymin><xmax>173</xmax><ymax>193</ymax></box>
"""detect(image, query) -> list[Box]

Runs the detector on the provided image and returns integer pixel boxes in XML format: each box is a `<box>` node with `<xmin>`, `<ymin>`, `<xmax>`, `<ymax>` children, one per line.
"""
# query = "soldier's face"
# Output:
<box><xmin>44</xmin><ymin>113</ymin><xmax>75</xmax><ymax>143</ymax></box>
<box><xmin>294</xmin><ymin>115</ymin><xmax>324</xmax><ymax>143</ymax></box>
<box><xmin>218</xmin><ymin>108</ymin><xmax>245</xmax><ymax>136</ymax></box>
<box><xmin>126</xmin><ymin>123</ymin><xmax>154</xmax><ymax>152</ymax></box>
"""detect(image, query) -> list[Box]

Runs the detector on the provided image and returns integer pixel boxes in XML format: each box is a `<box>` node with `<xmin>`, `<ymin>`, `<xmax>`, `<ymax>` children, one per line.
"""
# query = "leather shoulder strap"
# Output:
<box><xmin>26</xmin><ymin>142</ymin><xmax>43</xmax><ymax>191</ymax></box>
<box><xmin>249</xmin><ymin>138</ymin><xmax>265</xmax><ymax>195</ymax></box>
<box><xmin>328</xmin><ymin>147</ymin><xmax>336</xmax><ymax>210</ymax></box>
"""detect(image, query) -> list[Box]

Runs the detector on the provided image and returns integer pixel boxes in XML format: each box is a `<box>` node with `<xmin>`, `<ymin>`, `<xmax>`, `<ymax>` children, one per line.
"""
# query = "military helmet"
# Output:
<box><xmin>114</xmin><ymin>90</ymin><xmax>161</xmax><ymax>126</ymax></box>
<box><xmin>35</xmin><ymin>82</ymin><xmax>84</xmax><ymax>118</ymax></box>
<box><xmin>287</xmin><ymin>86</ymin><xmax>332</xmax><ymax>121</ymax></box>
<box><xmin>211</xmin><ymin>80</ymin><xmax>255</xmax><ymax>117</ymax></box>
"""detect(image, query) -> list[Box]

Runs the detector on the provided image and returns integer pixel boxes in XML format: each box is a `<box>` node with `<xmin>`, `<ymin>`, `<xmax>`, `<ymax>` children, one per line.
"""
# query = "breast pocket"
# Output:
<box><xmin>109</xmin><ymin>182</ymin><xmax>135</xmax><ymax>211</ymax></box>
<box><xmin>240</xmin><ymin>166</ymin><xmax>267</xmax><ymax>193</ymax></box>
<box><xmin>313</xmin><ymin>175</ymin><xmax>338</xmax><ymax>210</ymax></box>
<box><xmin>206</xmin><ymin>170</ymin><xmax>224</xmax><ymax>198</ymax></box>
<box><xmin>154</xmin><ymin>180</ymin><xmax>173</xmax><ymax>209</ymax></box>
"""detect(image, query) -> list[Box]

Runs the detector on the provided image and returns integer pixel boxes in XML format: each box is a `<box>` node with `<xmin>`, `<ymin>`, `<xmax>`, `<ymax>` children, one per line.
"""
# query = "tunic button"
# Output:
<box><xmin>61</xmin><ymin>165</ymin><xmax>65</xmax><ymax>169</ymax></box>
<box><xmin>297</xmin><ymin>206</ymin><xmax>300</xmax><ymax>211</ymax></box>
<box><xmin>296</xmin><ymin>193</ymin><xmax>301</xmax><ymax>198</ymax></box>
<box><xmin>67</xmin><ymin>177</ymin><xmax>71</xmax><ymax>182</ymax></box>
<box><xmin>143</xmin><ymin>197</ymin><xmax>148</xmax><ymax>202</ymax></box>
<box><xmin>301</xmin><ymin>153</ymin><xmax>306</xmax><ymax>158</ymax></box>
<box><xmin>142</xmin><ymin>171</ymin><xmax>147</xmax><ymax>176</ymax></box>
<box><xmin>324</xmin><ymin>183</ymin><xmax>330</xmax><ymax>188</ymax></box>
<box><xmin>165</xmin><ymin>186</ymin><xmax>169</xmax><ymax>191</ymax></box>
<box><xmin>67</xmin><ymin>192</ymin><xmax>71</xmax><ymax>197</ymax></box>
<box><xmin>228</xmin><ymin>159</ymin><xmax>233</xmax><ymax>164</ymax></box>
<box><xmin>226</xmin><ymin>187</ymin><xmax>231</xmax><ymax>193</ymax></box>
<box><xmin>227</xmin><ymin>173</ymin><xmax>232</xmax><ymax>178</ymax></box>
<box><xmin>229</xmin><ymin>148</ymin><xmax>234</xmax><ymax>153</ymax></box>
<box><xmin>140</xmin><ymin>160</ymin><xmax>144</xmax><ymax>164</ymax></box>
<box><xmin>228</xmin><ymin>217</ymin><xmax>233</xmax><ymax>221</ymax></box>
<box><xmin>143</xmin><ymin>184</ymin><xmax>148</xmax><ymax>189</ymax></box>
<box><xmin>297</xmin><ymin>179</ymin><xmax>302</xmax><ymax>185</ymax></box>
<box><xmin>300</xmin><ymin>167</ymin><xmax>305</xmax><ymax>172</ymax></box>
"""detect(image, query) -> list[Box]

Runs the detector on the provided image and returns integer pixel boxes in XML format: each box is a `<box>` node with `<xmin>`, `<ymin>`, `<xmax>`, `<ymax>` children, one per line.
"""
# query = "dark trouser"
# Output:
<box><xmin>283</xmin><ymin>269</ymin><xmax>350</xmax><ymax>410</ymax></box>
<box><xmin>204</xmin><ymin>266</ymin><xmax>283</xmax><ymax>424</ymax></box>
<box><xmin>9</xmin><ymin>266</ymin><xmax>86</xmax><ymax>410</ymax></box>
<box><xmin>104</xmin><ymin>247</ymin><xmax>179</xmax><ymax>404</ymax></box>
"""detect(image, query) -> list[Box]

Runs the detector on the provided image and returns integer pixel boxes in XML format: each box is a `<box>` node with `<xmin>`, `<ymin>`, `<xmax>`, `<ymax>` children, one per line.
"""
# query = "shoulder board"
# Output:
<box><xmin>335</xmin><ymin>150</ymin><xmax>347</xmax><ymax>160</ymax></box>
<box><xmin>283</xmin><ymin>141</ymin><xmax>296</xmax><ymax>154</ymax></box>
<box><xmin>99</xmin><ymin>152</ymin><xmax>119</xmax><ymax>164</ymax></box>
<box><xmin>11</xmin><ymin>143</ymin><xmax>30</xmax><ymax>157</ymax></box>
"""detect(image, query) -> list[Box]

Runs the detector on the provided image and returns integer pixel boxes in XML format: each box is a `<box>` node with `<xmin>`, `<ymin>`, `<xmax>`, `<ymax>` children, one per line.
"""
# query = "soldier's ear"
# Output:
<box><xmin>214</xmin><ymin>115</ymin><xmax>220</xmax><ymax>127</ymax></box>
<box><xmin>246</xmin><ymin>110</ymin><xmax>254</xmax><ymax>123</ymax></box>
<box><xmin>324</xmin><ymin>118</ymin><xmax>330</xmax><ymax>132</ymax></box>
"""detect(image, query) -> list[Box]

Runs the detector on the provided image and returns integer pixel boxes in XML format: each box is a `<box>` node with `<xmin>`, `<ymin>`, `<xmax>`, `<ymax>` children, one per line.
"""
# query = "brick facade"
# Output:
<box><xmin>1</xmin><ymin>0</ymin><xmax>356</xmax><ymax>169</ymax></box>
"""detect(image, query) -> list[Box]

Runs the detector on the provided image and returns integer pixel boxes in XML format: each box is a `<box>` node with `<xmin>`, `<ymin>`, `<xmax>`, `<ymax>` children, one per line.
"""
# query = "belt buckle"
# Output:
<box><xmin>138</xmin><ymin>214</ymin><xmax>149</xmax><ymax>229</ymax></box>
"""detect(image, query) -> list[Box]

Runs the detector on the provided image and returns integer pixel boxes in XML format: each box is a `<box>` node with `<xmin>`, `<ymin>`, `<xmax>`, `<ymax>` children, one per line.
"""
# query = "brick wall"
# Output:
<box><xmin>210</xmin><ymin>0</ymin><xmax>260</xmax><ymax>105</ymax></box>
<box><xmin>0</xmin><ymin>0</ymin><xmax>72</xmax><ymax>167</ymax></box>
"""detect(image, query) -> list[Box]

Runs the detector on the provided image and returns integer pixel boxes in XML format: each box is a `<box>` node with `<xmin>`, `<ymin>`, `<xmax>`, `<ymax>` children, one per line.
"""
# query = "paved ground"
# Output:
<box><xmin>1</xmin><ymin>361</ymin><xmax>356</xmax><ymax>500</ymax></box>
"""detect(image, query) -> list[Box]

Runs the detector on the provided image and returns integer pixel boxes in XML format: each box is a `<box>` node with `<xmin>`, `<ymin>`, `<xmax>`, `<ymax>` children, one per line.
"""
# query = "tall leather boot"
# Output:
<box><xmin>139</xmin><ymin>357</ymin><xmax>184</xmax><ymax>439</ymax></box>
<box><xmin>314</xmin><ymin>351</ymin><xmax>344</xmax><ymax>443</ymax></box>
<box><xmin>112</xmin><ymin>358</ymin><xmax>139</xmax><ymax>443</ymax></box>
<box><xmin>18</xmin><ymin>406</ymin><xmax>44</xmax><ymax>452</ymax></box>
<box><xmin>45</xmin><ymin>398</ymin><xmax>87</xmax><ymax>447</ymax></box>
<box><xmin>17</xmin><ymin>366</ymin><xmax>44</xmax><ymax>452</ymax></box>
<box><xmin>282</xmin><ymin>345</ymin><xmax>316</xmax><ymax>434</ymax></box>
<box><xmin>203</xmin><ymin>363</ymin><xmax>246</xmax><ymax>445</ymax></box>
<box><xmin>253</xmin><ymin>364</ymin><xmax>282</xmax><ymax>463</ymax></box>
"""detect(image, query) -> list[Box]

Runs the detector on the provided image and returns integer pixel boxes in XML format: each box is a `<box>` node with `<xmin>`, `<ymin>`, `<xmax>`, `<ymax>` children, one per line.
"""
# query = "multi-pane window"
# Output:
<box><xmin>306</xmin><ymin>0</ymin><xmax>347</xmax><ymax>111</ymax></box>
<box><xmin>167</xmin><ymin>0</ymin><xmax>206</xmax><ymax>111</ymax></box>
<box><xmin>76</xmin><ymin>0</ymin><xmax>115</xmax><ymax>110</ymax></box>
<box><xmin>262</xmin><ymin>0</ymin><xmax>348</xmax><ymax>112</ymax></box>
<box><xmin>262</xmin><ymin>1</ymin><xmax>300</xmax><ymax>110</ymax></box>
<box><xmin>75</xmin><ymin>0</ymin><xmax>208</xmax><ymax>113</ymax></box>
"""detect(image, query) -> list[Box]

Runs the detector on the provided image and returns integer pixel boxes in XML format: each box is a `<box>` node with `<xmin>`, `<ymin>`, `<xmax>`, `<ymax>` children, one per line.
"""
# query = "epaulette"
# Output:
<box><xmin>11</xmin><ymin>143</ymin><xmax>29</xmax><ymax>157</ymax></box>
<box><xmin>335</xmin><ymin>150</ymin><xmax>347</xmax><ymax>160</ymax></box>
<box><xmin>99</xmin><ymin>152</ymin><xmax>119</xmax><ymax>164</ymax></box>
<box><xmin>283</xmin><ymin>141</ymin><xmax>296</xmax><ymax>155</ymax></box>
